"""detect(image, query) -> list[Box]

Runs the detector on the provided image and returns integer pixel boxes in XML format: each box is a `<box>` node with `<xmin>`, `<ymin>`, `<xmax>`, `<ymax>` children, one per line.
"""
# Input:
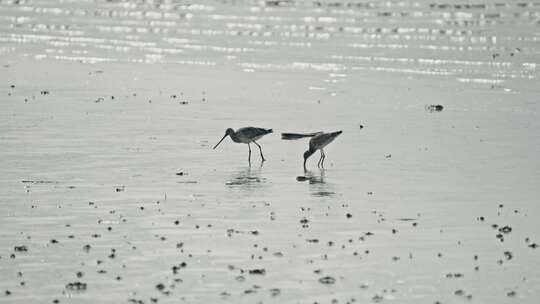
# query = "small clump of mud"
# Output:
<box><xmin>425</xmin><ymin>104</ymin><xmax>444</xmax><ymax>112</ymax></box>
<box><xmin>319</xmin><ymin>276</ymin><xmax>336</xmax><ymax>284</ymax></box>
<box><xmin>65</xmin><ymin>282</ymin><xmax>87</xmax><ymax>291</ymax></box>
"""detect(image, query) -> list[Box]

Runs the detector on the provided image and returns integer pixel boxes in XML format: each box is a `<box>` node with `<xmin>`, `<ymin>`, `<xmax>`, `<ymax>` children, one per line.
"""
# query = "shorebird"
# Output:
<box><xmin>214</xmin><ymin>127</ymin><xmax>273</xmax><ymax>163</ymax></box>
<box><xmin>282</xmin><ymin>131</ymin><xmax>342</xmax><ymax>170</ymax></box>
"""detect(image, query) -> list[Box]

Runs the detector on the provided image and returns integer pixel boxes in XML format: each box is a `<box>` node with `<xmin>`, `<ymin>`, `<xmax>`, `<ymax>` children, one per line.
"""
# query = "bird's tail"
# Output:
<box><xmin>281</xmin><ymin>132</ymin><xmax>321</xmax><ymax>140</ymax></box>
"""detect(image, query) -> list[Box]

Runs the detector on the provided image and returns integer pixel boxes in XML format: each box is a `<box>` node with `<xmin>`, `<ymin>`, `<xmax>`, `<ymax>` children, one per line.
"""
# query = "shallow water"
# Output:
<box><xmin>1</xmin><ymin>0</ymin><xmax>540</xmax><ymax>303</ymax></box>
<box><xmin>1</xmin><ymin>0</ymin><xmax>539</xmax><ymax>85</ymax></box>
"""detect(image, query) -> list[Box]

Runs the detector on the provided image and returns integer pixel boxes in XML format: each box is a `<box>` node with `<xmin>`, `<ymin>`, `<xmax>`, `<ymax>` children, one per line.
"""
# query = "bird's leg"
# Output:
<box><xmin>253</xmin><ymin>141</ymin><xmax>265</xmax><ymax>162</ymax></box>
<box><xmin>321</xmin><ymin>149</ymin><xmax>326</xmax><ymax>168</ymax></box>
<box><xmin>248</xmin><ymin>143</ymin><xmax>252</xmax><ymax>165</ymax></box>
<box><xmin>317</xmin><ymin>150</ymin><xmax>323</xmax><ymax>168</ymax></box>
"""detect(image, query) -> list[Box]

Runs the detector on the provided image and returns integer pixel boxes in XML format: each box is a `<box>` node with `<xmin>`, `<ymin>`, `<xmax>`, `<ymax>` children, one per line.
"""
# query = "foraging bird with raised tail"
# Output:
<box><xmin>214</xmin><ymin>127</ymin><xmax>273</xmax><ymax>163</ymax></box>
<box><xmin>282</xmin><ymin>131</ymin><xmax>342</xmax><ymax>170</ymax></box>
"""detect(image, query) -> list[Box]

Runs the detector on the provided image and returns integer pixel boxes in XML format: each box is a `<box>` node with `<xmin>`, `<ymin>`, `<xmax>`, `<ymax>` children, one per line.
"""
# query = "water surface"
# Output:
<box><xmin>1</xmin><ymin>0</ymin><xmax>539</xmax><ymax>303</ymax></box>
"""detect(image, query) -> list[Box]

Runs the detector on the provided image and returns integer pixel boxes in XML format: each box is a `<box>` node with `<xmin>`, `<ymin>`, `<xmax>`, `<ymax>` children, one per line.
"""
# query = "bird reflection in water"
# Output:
<box><xmin>226</xmin><ymin>163</ymin><xmax>266</xmax><ymax>190</ymax></box>
<box><xmin>297</xmin><ymin>169</ymin><xmax>336</xmax><ymax>197</ymax></box>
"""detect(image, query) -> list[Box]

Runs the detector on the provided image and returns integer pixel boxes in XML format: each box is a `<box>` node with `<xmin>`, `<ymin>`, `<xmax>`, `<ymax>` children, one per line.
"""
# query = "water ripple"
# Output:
<box><xmin>0</xmin><ymin>0</ymin><xmax>537</xmax><ymax>84</ymax></box>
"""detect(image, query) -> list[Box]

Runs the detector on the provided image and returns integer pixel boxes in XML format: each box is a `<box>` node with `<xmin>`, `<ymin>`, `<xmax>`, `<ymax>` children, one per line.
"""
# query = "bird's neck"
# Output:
<box><xmin>229</xmin><ymin>132</ymin><xmax>240</xmax><ymax>143</ymax></box>
<box><xmin>305</xmin><ymin>148</ymin><xmax>316</xmax><ymax>158</ymax></box>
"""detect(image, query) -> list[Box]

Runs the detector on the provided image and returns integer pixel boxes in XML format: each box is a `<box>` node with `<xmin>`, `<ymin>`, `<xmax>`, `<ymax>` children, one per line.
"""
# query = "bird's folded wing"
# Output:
<box><xmin>281</xmin><ymin>132</ymin><xmax>322</xmax><ymax>140</ymax></box>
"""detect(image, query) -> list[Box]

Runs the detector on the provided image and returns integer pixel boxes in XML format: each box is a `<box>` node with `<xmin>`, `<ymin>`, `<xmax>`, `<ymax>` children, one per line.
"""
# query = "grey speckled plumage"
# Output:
<box><xmin>213</xmin><ymin>127</ymin><xmax>273</xmax><ymax>163</ymax></box>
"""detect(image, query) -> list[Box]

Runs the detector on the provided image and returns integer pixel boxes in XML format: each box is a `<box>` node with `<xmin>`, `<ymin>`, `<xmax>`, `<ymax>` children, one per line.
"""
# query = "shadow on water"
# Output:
<box><xmin>297</xmin><ymin>169</ymin><xmax>337</xmax><ymax>197</ymax></box>
<box><xmin>225</xmin><ymin>163</ymin><xmax>267</xmax><ymax>190</ymax></box>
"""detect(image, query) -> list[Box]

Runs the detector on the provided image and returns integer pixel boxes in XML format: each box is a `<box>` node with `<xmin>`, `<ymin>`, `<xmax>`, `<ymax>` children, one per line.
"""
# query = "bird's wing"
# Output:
<box><xmin>238</xmin><ymin>127</ymin><xmax>272</xmax><ymax>139</ymax></box>
<box><xmin>281</xmin><ymin>131</ymin><xmax>322</xmax><ymax>140</ymax></box>
<box><xmin>309</xmin><ymin>132</ymin><xmax>337</xmax><ymax>149</ymax></box>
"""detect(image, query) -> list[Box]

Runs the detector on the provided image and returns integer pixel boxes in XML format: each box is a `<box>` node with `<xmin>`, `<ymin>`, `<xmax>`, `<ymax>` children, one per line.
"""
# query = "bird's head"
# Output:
<box><xmin>303</xmin><ymin>149</ymin><xmax>315</xmax><ymax>169</ymax></box>
<box><xmin>213</xmin><ymin>128</ymin><xmax>235</xmax><ymax>149</ymax></box>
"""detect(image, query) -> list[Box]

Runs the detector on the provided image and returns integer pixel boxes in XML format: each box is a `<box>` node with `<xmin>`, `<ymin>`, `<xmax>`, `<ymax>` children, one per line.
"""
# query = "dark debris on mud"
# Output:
<box><xmin>65</xmin><ymin>282</ymin><xmax>87</xmax><ymax>291</ymax></box>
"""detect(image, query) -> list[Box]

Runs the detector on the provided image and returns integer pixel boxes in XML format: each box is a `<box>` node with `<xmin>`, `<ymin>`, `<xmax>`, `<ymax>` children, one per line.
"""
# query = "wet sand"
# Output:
<box><xmin>1</xmin><ymin>0</ymin><xmax>540</xmax><ymax>303</ymax></box>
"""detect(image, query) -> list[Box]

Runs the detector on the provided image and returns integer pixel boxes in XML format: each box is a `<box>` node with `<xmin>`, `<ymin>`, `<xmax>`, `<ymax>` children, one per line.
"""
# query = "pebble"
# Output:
<box><xmin>14</xmin><ymin>245</ymin><xmax>28</xmax><ymax>252</ymax></box>
<box><xmin>248</xmin><ymin>268</ymin><xmax>266</xmax><ymax>275</ymax></box>
<box><xmin>499</xmin><ymin>226</ymin><xmax>512</xmax><ymax>234</ymax></box>
<box><xmin>426</xmin><ymin>104</ymin><xmax>444</xmax><ymax>112</ymax></box>
<box><xmin>454</xmin><ymin>289</ymin><xmax>465</xmax><ymax>296</ymax></box>
<box><xmin>65</xmin><ymin>282</ymin><xmax>87</xmax><ymax>291</ymax></box>
<box><xmin>319</xmin><ymin>276</ymin><xmax>336</xmax><ymax>284</ymax></box>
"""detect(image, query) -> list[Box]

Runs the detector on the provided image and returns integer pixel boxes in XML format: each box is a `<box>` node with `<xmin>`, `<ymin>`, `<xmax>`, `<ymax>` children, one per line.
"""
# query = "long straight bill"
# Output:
<box><xmin>213</xmin><ymin>134</ymin><xmax>228</xmax><ymax>149</ymax></box>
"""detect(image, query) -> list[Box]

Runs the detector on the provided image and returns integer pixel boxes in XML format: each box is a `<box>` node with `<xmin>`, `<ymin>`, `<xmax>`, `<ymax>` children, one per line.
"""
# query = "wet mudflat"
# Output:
<box><xmin>1</xmin><ymin>0</ymin><xmax>540</xmax><ymax>303</ymax></box>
